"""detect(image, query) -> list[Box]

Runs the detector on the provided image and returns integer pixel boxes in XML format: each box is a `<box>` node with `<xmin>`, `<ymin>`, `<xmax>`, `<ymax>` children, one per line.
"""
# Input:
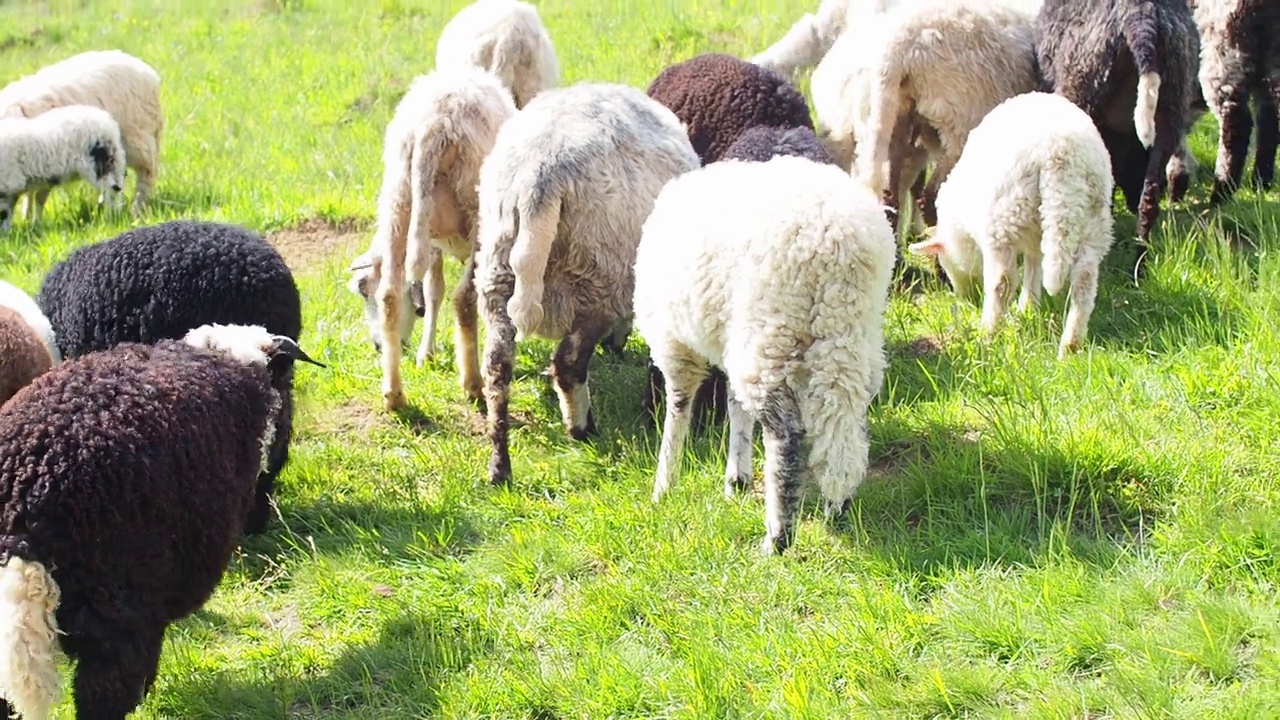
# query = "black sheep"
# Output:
<box><xmin>35</xmin><ymin>220</ymin><xmax>303</xmax><ymax>533</ymax></box>
<box><xmin>0</xmin><ymin>323</ymin><xmax>322</xmax><ymax>720</ymax></box>
<box><xmin>646</xmin><ymin>52</ymin><xmax>814</xmax><ymax>165</ymax></box>
<box><xmin>1034</xmin><ymin>0</ymin><xmax>1200</xmax><ymax>251</ymax></box>
<box><xmin>639</xmin><ymin>126</ymin><xmax>838</xmax><ymax>435</ymax></box>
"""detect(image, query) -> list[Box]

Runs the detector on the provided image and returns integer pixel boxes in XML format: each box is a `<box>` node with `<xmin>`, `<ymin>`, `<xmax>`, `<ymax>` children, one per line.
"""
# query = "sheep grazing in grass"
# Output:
<box><xmin>1034</xmin><ymin>0</ymin><xmax>1200</xmax><ymax>247</ymax></box>
<box><xmin>475</xmin><ymin>81</ymin><xmax>700</xmax><ymax>486</ymax></box>
<box><xmin>640</xmin><ymin>124</ymin><xmax>838</xmax><ymax>433</ymax></box>
<box><xmin>346</xmin><ymin>67</ymin><xmax>518</xmax><ymax>412</ymax></box>
<box><xmin>435</xmin><ymin>0</ymin><xmax>559</xmax><ymax>109</ymax></box>
<box><xmin>35</xmin><ymin>220</ymin><xmax>304</xmax><ymax>535</ymax></box>
<box><xmin>0</xmin><ymin>49</ymin><xmax>163</xmax><ymax>212</ymax></box>
<box><xmin>0</xmin><ymin>281</ymin><xmax>58</xmax><ymax>407</ymax></box>
<box><xmin>0</xmin><ymin>105</ymin><xmax>126</xmax><ymax>229</ymax></box>
<box><xmin>854</xmin><ymin>0</ymin><xmax>1039</xmax><ymax>231</ymax></box>
<box><xmin>646</xmin><ymin>52</ymin><xmax>814</xmax><ymax>165</ymax></box>
<box><xmin>0</xmin><ymin>323</ymin><xmax>323</xmax><ymax>720</ymax></box>
<box><xmin>1193</xmin><ymin>0</ymin><xmax>1280</xmax><ymax>203</ymax></box>
<box><xmin>635</xmin><ymin>155</ymin><xmax>895</xmax><ymax>556</ymax></box>
<box><xmin>908</xmin><ymin>92</ymin><xmax>1116</xmax><ymax>360</ymax></box>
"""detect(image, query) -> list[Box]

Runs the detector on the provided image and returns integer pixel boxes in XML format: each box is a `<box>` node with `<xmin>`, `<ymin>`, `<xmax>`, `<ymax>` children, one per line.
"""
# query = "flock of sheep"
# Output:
<box><xmin>0</xmin><ymin>0</ymin><xmax>1273</xmax><ymax>716</ymax></box>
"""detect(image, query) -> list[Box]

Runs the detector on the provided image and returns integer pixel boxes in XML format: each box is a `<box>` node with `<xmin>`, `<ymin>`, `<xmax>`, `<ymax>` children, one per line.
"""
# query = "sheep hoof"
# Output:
<box><xmin>568</xmin><ymin>409</ymin><xmax>598</xmax><ymax>442</ymax></box>
<box><xmin>383</xmin><ymin>388</ymin><xmax>408</xmax><ymax>411</ymax></box>
<box><xmin>760</xmin><ymin>531</ymin><xmax>791</xmax><ymax>557</ymax></box>
<box><xmin>1169</xmin><ymin>174</ymin><xmax>1190</xmax><ymax>203</ymax></box>
<box><xmin>724</xmin><ymin>474</ymin><xmax>752</xmax><ymax>498</ymax></box>
<box><xmin>488</xmin><ymin>453</ymin><xmax>512</xmax><ymax>487</ymax></box>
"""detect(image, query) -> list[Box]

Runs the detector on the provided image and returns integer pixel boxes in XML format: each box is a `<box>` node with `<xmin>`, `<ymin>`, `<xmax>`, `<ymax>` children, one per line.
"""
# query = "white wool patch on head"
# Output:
<box><xmin>181</xmin><ymin>323</ymin><xmax>273</xmax><ymax>367</ymax></box>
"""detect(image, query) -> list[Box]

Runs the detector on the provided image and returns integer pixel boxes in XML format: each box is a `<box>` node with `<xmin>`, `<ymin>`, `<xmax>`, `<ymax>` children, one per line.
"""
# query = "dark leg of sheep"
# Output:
<box><xmin>1134</xmin><ymin>114</ymin><xmax>1180</xmax><ymax>279</ymax></box>
<box><xmin>1254</xmin><ymin>85</ymin><xmax>1279</xmax><ymax>190</ymax></box>
<box><xmin>1209</xmin><ymin>88</ymin><xmax>1254</xmax><ymax>204</ymax></box>
<box><xmin>1101</xmin><ymin>128</ymin><xmax>1146</xmax><ymax>214</ymax></box>
<box><xmin>549</xmin><ymin>316</ymin><xmax>614</xmax><ymax>441</ymax></box>
<box><xmin>246</xmin><ymin>381</ymin><xmax>294</xmax><ymax>535</ymax></box>
<box><xmin>644</xmin><ymin>363</ymin><xmax>728</xmax><ymax>434</ymax></box>
<box><xmin>72</xmin><ymin>626</ymin><xmax>165</xmax><ymax>719</ymax></box>
<box><xmin>481</xmin><ymin>276</ymin><xmax>517</xmax><ymax>487</ymax></box>
<box><xmin>453</xmin><ymin>255</ymin><xmax>484</xmax><ymax>407</ymax></box>
<box><xmin>759</xmin><ymin>383</ymin><xmax>806</xmax><ymax>556</ymax></box>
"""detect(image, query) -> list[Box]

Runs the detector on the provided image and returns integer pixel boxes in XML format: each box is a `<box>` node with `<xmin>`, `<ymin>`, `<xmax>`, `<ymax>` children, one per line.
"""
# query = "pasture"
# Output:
<box><xmin>1</xmin><ymin>0</ymin><xmax>1279</xmax><ymax>717</ymax></box>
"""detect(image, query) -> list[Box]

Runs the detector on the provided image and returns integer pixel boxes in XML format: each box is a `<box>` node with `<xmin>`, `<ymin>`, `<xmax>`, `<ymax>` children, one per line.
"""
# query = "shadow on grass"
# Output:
<box><xmin>162</xmin><ymin>610</ymin><xmax>493</xmax><ymax>718</ymax></box>
<box><xmin>826</xmin><ymin>415</ymin><xmax>1162</xmax><ymax>580</ymax></box>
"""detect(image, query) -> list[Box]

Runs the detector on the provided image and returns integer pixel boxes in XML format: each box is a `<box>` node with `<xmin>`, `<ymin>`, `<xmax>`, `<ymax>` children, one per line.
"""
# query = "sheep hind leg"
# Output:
<box><xmin>1209</xmin><ymin>90</ymin><xmax>1254</xmax><ymax>204</ymax></box>
<box><xmin>1252</xmin><ymin>86</ymin><xmax>1278</xmax><ymax>191</ymax></box>
<box><xmin>1018</xmin><ymin>245</ymin><xmax>1043</xmax><ymax>314</ymax></box>
<box><xmin>651</xmin><ymin>349</ymin><xmax>709</xmax><ymax>503</ymax></box>
<box><xmin>413</xmin><ymin>249</ymin><xmax>446</xmax><ymax>366</ymax></box>
<box><xmin>72</xmin><ymin>626</ymin><xmax>165</xmax><ymax>720</ymax></box>
<box><xmin>724</xmin><ymin>388</ymin><xmax>754</xmax><ymax>498</ymax></box>
<box><xmin>127</xmin><ymin>136</ymin><xmax>159</xmax><ymax>212</ymax></box>
<box><xmin>481</xmin><ymin>274</ymin><xmax>518</xmax><ymax>486</ymax></box>
<box><xmin>759</xmin><ymin>383</ymin><xmax>806</xmax><ymax>556</ymax></box>
<box><xmin>549</xmin><ymin>316</ymin><xmax>613</xmax><ymax>442</ymax></box>
<box><xmin>980</xmin><ymin>244</ymin><xmax>1017</xmax><ymax>338</ymax></box>
<box><xmin>27</xmin><ymin>188</ymin><xmax>50</xmax><ymax>226</ymax></box>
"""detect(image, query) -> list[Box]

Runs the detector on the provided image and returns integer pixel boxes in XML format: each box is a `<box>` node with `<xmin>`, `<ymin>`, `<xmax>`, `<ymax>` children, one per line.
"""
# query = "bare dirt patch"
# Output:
<box><xmin>264</xmin><ymin>217</ymin><xmax>368</xmax><ymax>272</ymax></box>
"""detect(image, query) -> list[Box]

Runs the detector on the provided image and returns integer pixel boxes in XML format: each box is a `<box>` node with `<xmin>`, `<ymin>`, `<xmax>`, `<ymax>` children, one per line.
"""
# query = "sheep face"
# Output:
<box><xmin>345</xmin><ymin>253</ymin><xmax>419</xmax><ymax>354</ymax></box>
<box><xmin>86</xmin><ymin>139</ymin><xmax>125</xmax><ymax>204</ymax></box>
<box><xmin>908</xmin><ymin>229</ymin><xmax>981</xmax><ymax>301</ymax></box>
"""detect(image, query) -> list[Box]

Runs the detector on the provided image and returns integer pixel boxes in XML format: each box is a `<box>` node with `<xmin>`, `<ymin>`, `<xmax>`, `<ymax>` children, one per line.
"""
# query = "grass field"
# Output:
<box><xmin>1</xmin><ymin>0</ymin><xmax>1279</xmax><ymax>717</ymax></box>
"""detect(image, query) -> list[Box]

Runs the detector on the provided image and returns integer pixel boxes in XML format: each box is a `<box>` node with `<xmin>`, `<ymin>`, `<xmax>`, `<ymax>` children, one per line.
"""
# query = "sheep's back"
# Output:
<box><xmin>0</xmin><ymin>343</ymin><xmax>271</xmax><ymax>622</ymax></box>
<box><xmin>37</xmin><ymin>221</ymin><xmax>301</xmax><ymax>359</ymax></box>
<box><xmin>0</xmin><ymin>308</ymin><xmax>52</xmax><ymax>407</ymax></box>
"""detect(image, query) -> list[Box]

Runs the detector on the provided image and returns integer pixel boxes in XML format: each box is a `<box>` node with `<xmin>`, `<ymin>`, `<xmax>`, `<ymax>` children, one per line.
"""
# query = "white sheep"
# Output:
<box><xmin>0</xmin><ymin>50</ymin><xmax>162</xmax><ymax>213</ymax></box>
<box><xmin>854</xmin><ymin>0</ymin><xmax>1039</xmax><ymax>230</ymax></box>
<box><xmin>635</xmin><ymin>155</ymin><xmax>895</xmax><ymax>556</ymax></box>
<box><xmin>908</xmin><ymin>91</ymin><xmax>1116</xmax><ymax>359</ymax></box>
<box><xmin>474</xmin><ymin>81</ymin><xmax>700</xmax><ymax>487</ymax></box>
<box><xmin>435</xmin><ymin>0</ymin><xmax>559</xmax><ymax>109</ymax></box>
<box><xmin>347</xmin><ymin>67</ymin><xmax>518</xmax><ymax>412</ymax></box>
<box><xmin>0</xmin><ymin>105</ymin><xmax>126</xmax><ymax>229</ymax></box>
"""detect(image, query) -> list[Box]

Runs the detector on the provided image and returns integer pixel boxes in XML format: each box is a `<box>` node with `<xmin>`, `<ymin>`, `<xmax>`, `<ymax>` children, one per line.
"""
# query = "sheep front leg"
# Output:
<box><xmin>1059</xmin><ymin>264</ymin><xmax>1100</xmax><ymax>359</ymax></box>
<box><xmin>1018</xmin><ymin>245</ymin><xmax>1043</xmax><ymax>313</ymax></box>
<box><xmin>1253</xmin><ymin>86</ymin><xmax>1278</xmax><ymax>190</ymax></box>
<box><xmin>980</xmin><ymin>245</ymin><xmax>1017</xmax><ymax>337</ymax></box>
<box><xmin>651</xmin><ymin>349</ymin><xmax>708</xmax><ymax>503</ymax></box>
<box><xmin>758</xmin><ymin>384</ymin><xmax>806</xmax><ymax>556</ymax></box>
<box><xmin>72</xmin><ymin>625</ymin><xmax>166</xmax><ymax>720</ymax></box>
<box><xmin>549</xmin><ymin>317</ymin><xmax>612</xmax><ymax>441</ymax></box>
<box><xmin>481</xmin><ymin>276</ymin><xmax>518</xmax><ymax>486</ymax></box>
<box><xmin>1209</xmin><ymin>87</ymin><xmax>1253</xmax><ymax>204</ymax></box>
<box><xmin>724</xmin><ymin>389</ymin><xmax>754</xmax><ymax>498</ymax></box>
<box><xmin>413</xmin><ymin>249</ymin><xmax>446</xmax><ymax>366</ymax></box>
<box><xmin>453</xmin><ymin>254</ymin><xmax>484</xmax><ymax>405</ymax></box>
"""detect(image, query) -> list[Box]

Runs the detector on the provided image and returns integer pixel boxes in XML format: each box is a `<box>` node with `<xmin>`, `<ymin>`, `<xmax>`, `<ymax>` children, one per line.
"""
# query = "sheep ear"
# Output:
<box><xmin>347</xmin><ymin>253</ymin><xmax>377</xmax><ymax>272</ymax></box>
<box><xmin>268</xmin><ymin>335</ymin><xmax>326</xmax><ymax>368</ymax></box>
<box><xmin>907</xmin><ymin>237</ymin><xmax>945</xmax><ymax>256</ymax></box>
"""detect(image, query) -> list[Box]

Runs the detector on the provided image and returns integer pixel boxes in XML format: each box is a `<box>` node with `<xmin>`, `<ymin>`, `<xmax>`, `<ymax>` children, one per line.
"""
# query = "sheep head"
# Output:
<box><xmin>345</xmin><ymin>251</ymin><xmax>418</xmax><ymax>355</ymax></box>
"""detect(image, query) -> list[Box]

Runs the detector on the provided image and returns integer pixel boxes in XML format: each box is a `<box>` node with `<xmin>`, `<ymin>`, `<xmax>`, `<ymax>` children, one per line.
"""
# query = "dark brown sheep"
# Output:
<box><xmin>0</xmin><ymin>307</ymin><xmax>52</xmax><ymax>407</ymax></box>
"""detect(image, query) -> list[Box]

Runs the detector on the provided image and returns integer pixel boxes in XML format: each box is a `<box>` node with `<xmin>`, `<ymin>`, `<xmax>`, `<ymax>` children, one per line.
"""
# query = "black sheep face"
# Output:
<box><xmin>345</xmin><ymin>251</ymin><xmax>420</xmax><ymax>355</ymax></box>
<box><xmin>87</xmin><ymin>139</ymin><xmax>125</xmax><ymax>198</ymax></box>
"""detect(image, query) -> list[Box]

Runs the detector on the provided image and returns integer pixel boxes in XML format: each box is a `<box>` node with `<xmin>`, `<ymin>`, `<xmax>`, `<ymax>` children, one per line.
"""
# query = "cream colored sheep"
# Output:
<box><xmin>435</xmin><ymin>0</ymin><xmax>559</xmax><ymax>109</ymax></box>
<box><xmin>0</xmin><ymin>50</ymin><xmax>162</xmax><ymax>212</ymax></box>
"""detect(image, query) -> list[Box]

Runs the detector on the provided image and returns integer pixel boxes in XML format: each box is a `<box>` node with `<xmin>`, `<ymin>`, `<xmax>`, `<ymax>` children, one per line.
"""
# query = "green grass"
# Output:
<box><xmin>1</xmin><ymin>0</ymin><xmax>1279</xmax><ymax>717</ymax></box>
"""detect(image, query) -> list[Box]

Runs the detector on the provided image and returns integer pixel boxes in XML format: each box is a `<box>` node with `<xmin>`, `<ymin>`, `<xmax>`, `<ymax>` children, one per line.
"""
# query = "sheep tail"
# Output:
<box><xmin>855</xmin><ymin>28</ymin><xmax>909</xmax><ymax>197</ymax></box>
<box><xmin>406</xmin><ymin>127</ymin><xmax>448</xmax><ymax>282</ymax></box>
<box><xmin>1124</xmin><ymin>2</ymin><xmax>1161</xmax><ymax>149</ymax></box>
<box><xmin>505</xmin><ymin>189</ymin><xmax>563</xmax><ymax>341</ymax></box>
<box><xmin>0</xmin><ymin>557</ymin><xmax>62</xmax><ymax>719</ymax></box>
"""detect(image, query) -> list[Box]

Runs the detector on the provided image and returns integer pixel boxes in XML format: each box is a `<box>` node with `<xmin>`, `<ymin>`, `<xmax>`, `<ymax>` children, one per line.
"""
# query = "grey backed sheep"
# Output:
<box><xmin>1034</xmin><ymin>0</ymin><xmax>1200</xmax><ymax>246</ymax></box>
<box><xmin>0</xmin><ymin>105</ymin><xmax>126</xmax><ymax>229</ymax></box>
<box><xmin>0</xmin><ymin>281</ymin><xmax>58</xmax><ymax>407</ymax></box>
<box><xmin>635</xmin><ymin>155</ymin><xmax>895</xmax><ymax>555</ymax></box>
<box><xmin>346</xmin><ymin>66</ymin><xmax>517</xmax><ymax>412</ymax></box>
<box><xmin>0</xmin><ymin>323</ymin><xmax>322</xmax><ymax>720</ymax></box>
<box><xmin>1193</xmin><ymin>0</ymin><xmax>1280</xmax><ymax>203</ymax></box>
<box><xmin>0</xmin><ymin>49</ymin><xmax>163</xmax><ymax>212</ymax></box>
<box><xmin>645</xmin><ymin>52</ymin><xmax>814</xmax><ymax>165</ymax></box>
<box><xmin>909</xmin><ymin>91</ymin><xmax>1117</xmax><ymax>359</ymax></box>
<box><xmin>474</xmin><ymin>81</ymin><xmax>700</xmax><ymax>486</ymax></box>
<box><xmin>640</xmin><ymin>124</ymin><xmax>837</xmax><ymax>434</ymax></box>
<box><xmin>434</xmin><ymin>0</ymin><xmax>559</xmax><ymax>109</ymax></box>
<box><xmin>35</xmin><ymin>220</ymin><xmax>304</xmax><ymax>535</ymax></box>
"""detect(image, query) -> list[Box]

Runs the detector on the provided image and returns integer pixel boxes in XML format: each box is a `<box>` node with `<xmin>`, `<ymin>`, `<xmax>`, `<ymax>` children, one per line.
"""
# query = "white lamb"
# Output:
<box><xmin>474</xmin><ymin>81</ymin><xmax>700</xmax><ymax>488</ymax></box>
<box><xmin>634</xmin><ymin>155</ymin><xmax>896</xmax><ymax>556</ymax></box>
<box><xmin>346</xmin><ymin>66</ymin><xmax>518</xmax><ymax>412</ymax></box>
<box><xmin>0</xmin><ymin>105</ymin><xmax>126</xmax><ymax>230</ymax></box>
<box><xmin>0</xmin><ymin>50</ymin><xmax>163</xmax><ymax>212</ymax></box>
<box><xmin>435</xmin><ymin>0</ymin><xmax>559</xmax><ymax>110</ymax></box>
<box><xmin>907</xmin><ymin>91</ymin><xmax>1116</xmax><ymax>360</ymax></box>
<box><xmin>854</xmin><ymin>0</ymin><xmax>1039</xmax><ymax>229</ymax></box>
